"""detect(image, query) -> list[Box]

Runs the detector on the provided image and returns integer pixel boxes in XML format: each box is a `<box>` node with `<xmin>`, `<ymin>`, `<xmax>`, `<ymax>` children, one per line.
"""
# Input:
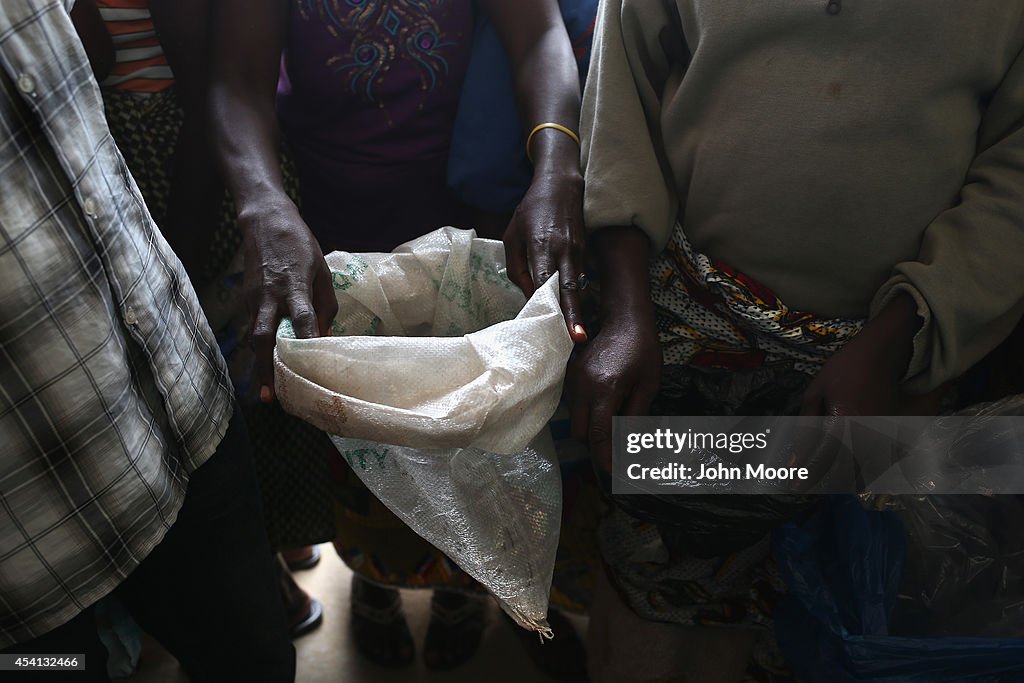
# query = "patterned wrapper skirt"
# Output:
<box><xmin>600</xmin><ymin>222</ymin><xmax>866</xmax><ymax>681</ymax></box>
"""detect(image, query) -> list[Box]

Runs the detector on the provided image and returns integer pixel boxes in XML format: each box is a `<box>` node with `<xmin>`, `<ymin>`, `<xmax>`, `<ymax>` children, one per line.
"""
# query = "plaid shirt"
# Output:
<box><xmin>0</xmin><ymin>1</ymin><xmax>233</xmax><ymax>647</ymax></box>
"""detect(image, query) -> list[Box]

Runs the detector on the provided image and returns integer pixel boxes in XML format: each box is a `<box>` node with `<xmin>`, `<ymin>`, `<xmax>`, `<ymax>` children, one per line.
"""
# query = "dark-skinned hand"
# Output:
<box><xmin>242</xmin><ymin>203</ymin><xmax>337</xmax><ymax>403</ymax></box>
<box><xmin>504</xmin><ymin>172</ymin><xmax>589</xmax><ymax>343</ymax></box>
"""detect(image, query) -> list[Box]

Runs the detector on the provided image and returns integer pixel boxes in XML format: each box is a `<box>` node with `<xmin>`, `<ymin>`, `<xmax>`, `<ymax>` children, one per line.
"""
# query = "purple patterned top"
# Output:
<box><xmin>278</xmin><ymin>0</ymin><xmax>474</xmax><ymax>252</ymax></box>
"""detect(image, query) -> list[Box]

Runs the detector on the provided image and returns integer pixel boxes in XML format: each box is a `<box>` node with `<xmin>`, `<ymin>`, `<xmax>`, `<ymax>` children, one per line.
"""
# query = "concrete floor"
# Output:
<box><xmin>125</xmin><ymin>544</ymin><xmax>580</xmax><ymax>682</ymax></box>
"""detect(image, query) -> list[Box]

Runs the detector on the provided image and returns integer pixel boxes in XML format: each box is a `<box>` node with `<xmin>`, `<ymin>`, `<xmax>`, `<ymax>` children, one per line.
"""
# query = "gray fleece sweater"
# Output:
<box><xmin>581</xmin><ymin>0</ymin><xmax>1024</xmax><ymax>392</ymax></box>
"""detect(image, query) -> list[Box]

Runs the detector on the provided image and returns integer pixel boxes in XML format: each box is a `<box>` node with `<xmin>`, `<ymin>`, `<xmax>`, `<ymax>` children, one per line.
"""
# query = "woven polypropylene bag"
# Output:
<box><xmin>274</xmin><ymin>227</ymin><xmax>573</xmax><ymax>633</ymax></box>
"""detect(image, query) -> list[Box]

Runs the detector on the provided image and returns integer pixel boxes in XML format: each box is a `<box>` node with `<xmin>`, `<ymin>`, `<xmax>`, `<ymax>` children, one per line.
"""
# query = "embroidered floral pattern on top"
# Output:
<box><xmin>299</xmin><ymin>0</ymin><xmax>458</xmax><ymax>104</ymax></box>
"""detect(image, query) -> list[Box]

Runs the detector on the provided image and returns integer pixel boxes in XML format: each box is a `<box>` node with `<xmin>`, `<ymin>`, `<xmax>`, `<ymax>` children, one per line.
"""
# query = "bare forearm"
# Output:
<box><xmin>592</xmin><ymin>226</ymin><xmax>653</xmax><ymax>320</ymax></box>
<box><xmin>862</xmin><ymin>291</ymin><xmax>923</xmax><ymax>382</ymax></box>
<box><xmin>211</xmin><ymin>86</ymin><xmax>295</xmax><ymax>223</ymax></box>
<box><xmin>486</xmin><ymin>0</ymin><xmax>582</xmax><ymax>180</ymax></box>
<box><xmin>517</xmin><ymin>28</ymin><xmax>582</xmax><ymax>178</ymax></box>
<box><xmin>209</xmin><ymin>0</ymin><xmax>295</xmax><ymax>226</ymax></box>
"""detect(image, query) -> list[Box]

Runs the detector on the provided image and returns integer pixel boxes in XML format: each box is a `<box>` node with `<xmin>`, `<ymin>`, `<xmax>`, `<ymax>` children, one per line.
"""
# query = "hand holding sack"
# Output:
<box><xmin>274</xmin><ymin>227</ymin><xmax>573</xmax><ymax>634</ymax></box>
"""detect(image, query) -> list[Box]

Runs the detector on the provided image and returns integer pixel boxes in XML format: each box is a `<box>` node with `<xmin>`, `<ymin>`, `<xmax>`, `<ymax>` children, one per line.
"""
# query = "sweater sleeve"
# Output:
<box><xmin>580</xmin><ymin>0</ymin><xmax>679</xmax><ymax>251</ymax></box>
<box><xmin>871</xmin><ymin>44</ymin><xmax>1024</xmax><ymax>394</ymax></box>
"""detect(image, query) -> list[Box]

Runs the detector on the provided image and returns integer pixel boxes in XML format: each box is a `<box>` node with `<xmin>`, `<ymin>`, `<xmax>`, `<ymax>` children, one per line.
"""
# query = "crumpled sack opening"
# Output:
<box><xmin>275</xmin><ymin>227</ymin><xmax>573</xmax><ymax>633</ymax></box>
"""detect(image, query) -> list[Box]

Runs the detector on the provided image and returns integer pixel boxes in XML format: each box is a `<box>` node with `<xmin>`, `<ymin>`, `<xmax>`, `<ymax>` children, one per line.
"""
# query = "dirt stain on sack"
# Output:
<box><xmin>316</xmin><ymin>395</ymin><xmax>349</xmax><ymax>425</ymax></box>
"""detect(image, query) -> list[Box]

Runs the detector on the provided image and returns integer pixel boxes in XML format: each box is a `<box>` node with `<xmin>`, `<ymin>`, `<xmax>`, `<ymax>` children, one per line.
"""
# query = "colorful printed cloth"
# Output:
<box><xmin>603</xmin><ymin>223</ymin><xmax>867</xmax><ymax>681</ymax></box>
<box><xmin>651</xmin><ymin>222</ymin><xmax>863</xmax><ymax>376</ymax></box>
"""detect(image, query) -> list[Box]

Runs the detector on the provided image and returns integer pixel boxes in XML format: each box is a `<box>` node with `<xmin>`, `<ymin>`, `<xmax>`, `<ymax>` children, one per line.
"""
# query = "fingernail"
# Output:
<box><xmin>573</xmin><ymin>324</ymin><xmax>588</xmax><ymax>341</ymax></box>
<box><xmin>260</xmin><ymin>386</ymin><xmax>273</xmax><ymax>403</ymax></box>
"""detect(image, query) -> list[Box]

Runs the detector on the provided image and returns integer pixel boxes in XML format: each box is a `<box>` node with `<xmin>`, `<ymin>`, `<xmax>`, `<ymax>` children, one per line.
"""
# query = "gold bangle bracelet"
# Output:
<box><xmin>526</xmin><ymin>122</ymin><xmax>581</xmax><ymax>163</ymax></box>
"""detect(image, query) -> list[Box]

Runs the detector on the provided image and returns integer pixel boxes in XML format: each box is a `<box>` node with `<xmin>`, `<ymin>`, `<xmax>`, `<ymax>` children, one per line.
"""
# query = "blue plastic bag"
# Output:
<box><xmin>774</xmin><ymin>496</ymin><xmax>1024</xmax><ymax>682</ymax></box>
<box><xmin>447</xmin><ymin>0</ymin><xmax>598</xmax><ymax>213</ymax></box>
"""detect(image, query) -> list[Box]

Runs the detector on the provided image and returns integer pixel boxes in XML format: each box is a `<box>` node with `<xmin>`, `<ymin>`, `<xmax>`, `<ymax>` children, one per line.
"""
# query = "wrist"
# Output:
<box><xmin>862</xmin><ymin>291</ymin><xmax>922</xmax><ymax>380</ymax></box>
<box><xmin>593</xmin><ymin>225</ymin><xmax>651</xmax><ymax>269</ymax></box>
<box><xmin>528</xmin><ymin>127</ymin><xmax>582</xmax><ymax>177</ymax></box>
<box><xmin>598</xmin><ymin>296</ymin><xmax>658</xmax><ymax>345</ymax></box>
<box><xmin>526</xmin><ymin>168</ymin><xmax>584</xmax><ymax>208</ymax></box>
<box><xmin>591</xmin><ymin>226</ymin><xmax>654</xmax><ymax>319</ymax></box>
<box><xmin>530</xmin><ymin>165</ymin><xmax>584</xmax><ymax>189</ymax></box>
<box><xmin>236</xmin><ymin>195</ymin><xmax>301</xmax><ymax>234</ymax></box>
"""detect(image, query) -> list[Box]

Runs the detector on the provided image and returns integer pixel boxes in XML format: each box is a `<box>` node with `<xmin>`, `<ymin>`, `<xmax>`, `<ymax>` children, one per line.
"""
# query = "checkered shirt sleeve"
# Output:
<box><xmin>0</xmin><ymin>0</ymin><xmax>233</xmax><ymax>646</ymax></box>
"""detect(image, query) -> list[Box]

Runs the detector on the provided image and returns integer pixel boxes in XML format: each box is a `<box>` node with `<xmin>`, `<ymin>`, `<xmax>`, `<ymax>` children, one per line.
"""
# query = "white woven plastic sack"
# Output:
<box><xmin>274</xmin><ymin>227</ymin><xmax>573</xmax><ymax>634</ymax></box>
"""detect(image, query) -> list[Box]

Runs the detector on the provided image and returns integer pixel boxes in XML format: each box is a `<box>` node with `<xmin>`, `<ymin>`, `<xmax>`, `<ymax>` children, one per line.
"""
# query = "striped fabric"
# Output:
<box><xmin>96</xmin><ymin>0</ymin><xmax>173</xmax><ymax>92</ymax></box>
